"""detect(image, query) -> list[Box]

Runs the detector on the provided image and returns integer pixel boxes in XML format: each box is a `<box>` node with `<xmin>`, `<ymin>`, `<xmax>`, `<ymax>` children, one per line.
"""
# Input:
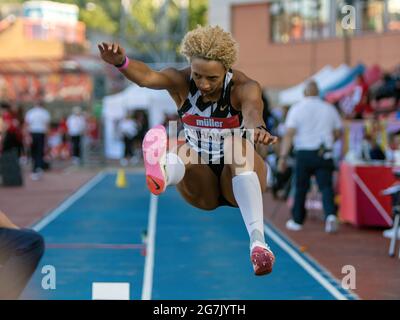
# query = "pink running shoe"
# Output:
<box><xmin>142</xmin><ymin>125</ymin><xmax>168</xmax><ymax>195</ymax></box>
<box><xmin>251</xmin><ymin>246</ymin><xmax>275</xmax><ymax>276</ymax></box>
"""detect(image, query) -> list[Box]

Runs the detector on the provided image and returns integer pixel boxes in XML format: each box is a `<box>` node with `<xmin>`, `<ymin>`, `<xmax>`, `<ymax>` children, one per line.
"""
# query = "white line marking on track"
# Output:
<box><xmin>92</xmin><ymin>282</ymin><xmax>130</xmax><ymax>300</ymax></box>
<box><xmin>32</xmin><ymin>172</ymin><xmax>106</xmax><ymax>232</ymax></box>
<box><xmin>264</xmin><ymin>224</ymin><xmax>352</xmax><ymax>300</ymax></box>
<box><xmin>141</xmin><ymin>194</ymin><xmax>158</xmax><ymax>300</ymax></box>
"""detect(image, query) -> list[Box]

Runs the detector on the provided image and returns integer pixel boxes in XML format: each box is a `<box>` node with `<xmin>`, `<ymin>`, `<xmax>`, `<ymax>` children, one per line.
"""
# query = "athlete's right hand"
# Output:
<box><xmin>98</xmin><ymin>42</ymin><xmax>126</xmax><ymax>66</ymax></box>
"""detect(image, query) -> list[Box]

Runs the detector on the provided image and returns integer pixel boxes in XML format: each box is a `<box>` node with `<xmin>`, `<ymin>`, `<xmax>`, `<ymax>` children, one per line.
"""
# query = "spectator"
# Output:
<box><xmin>262</xmin><ymin>92</ymin><xmax>278</xmax><ymax>134</ymax></box>
<box><xmin>59</xmin><ymin>116</ymin><xmax>68</xmax><ymax>147</ymax></box>
<box><xmin>352</xmin><ymin>93</ymin><xmax>374</xmax><ymax>119</ymax></box>
<box><xmin>351</xmin><ymin>75</ymin><xmax>374</xmax><ymax>119</ymax></box>
<box><xmin>0</xmin><ymin>210</ymin><xmax>45</xmax><ymax>299</ymax></box>
<box><xmin>24</xmin><ymin>103</ymin><xmax>50</xmax><ymax>180</ymax></box>
<box><xmin>370</xmin><ymin>140</ymin><xmax>386</xmax><ymax>160</ymax></box>
<box><xmin>360</xmin><ymin>133</ymin><xmax>386</xmax><ymax>161</ymax></box>
<box><xmin>10</xmin><ymin>104</ymin><xmax>26</xmax><ymax>161</ymax></box>
<box><xmin>67</xmin><ymin>106</ymin><xmax>86</xmax><ymax>165</ymax></box>
<box><xmin>132</xmin><ymin>111</ymin><xmax>149</xmax><ymax>162</ymax></box>
<box><xmin>0</xmin><ymin>110</ymin><xmax>4</xmax><ymax>144</ymax></box>
<box><xmin>0</xmin><ymin>109</ymin><xmax>5</xmax><ymax>151</ymax></box>
<box><xmin>269</xmin><ymin>105</ymin><xmax>294</xmax><ymax>200</ymax></box>
<box><xmin>135</xmin><ymin>111</ymin><xmax>148</xmax><ymax>142</ymax></box>
<box><xmin>355</xmin><ymin>74</ymin><xmax>369</xmax><ymax>97</ymax></box>
<box><xmin>278</xmin><ymin>81</ymin><xmax>342</xmax><ymax>233</ymax></box>
<box><xmin>257</xmin><ymin>92</ymin><xmax>278</xmax><ymax>161</ymax></box>
<box><xmin>375</xmin><ymin>73</ymin><xmax>397</xmax><ymax>101</ymax></box>
<box><xmin>339</xmin><ymin>75</ymin><xmax>372</xmax><ymax>119</ymax></box>
<box><xmin>47</xmin><ymin>122</ymin><xmax>63</xmax><ymax>160</ymax></box>
<box><xmin>0</xmin><ymin>102</ymin><xmax>23</xmax><ymax>156</ymax></box>
<box><xmin>58</xmin><ymin>117</ymin><xmax>70</xmax><ymax>160</ymax></box>
<box><xmin>118</xmin><ymin>112</ymin><xmax>138</xmax><ymax>166</ymax></box>
<box><xmin>395</xmin><ymin>74</ymin><xmax>400</xmax><ymax>107</ymax></box>
<box><xmin>0</xmin><ymin>104</ymin><xmax>7</xmax><ymax>150</ymax></box>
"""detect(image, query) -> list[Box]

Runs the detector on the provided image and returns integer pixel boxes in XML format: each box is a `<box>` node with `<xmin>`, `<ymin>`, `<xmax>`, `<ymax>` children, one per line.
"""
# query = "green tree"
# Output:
<box><xmin>59</xmin><ymin>0</ymin><xmax>120</xmax><ymax>35</ymax></box>
<box><xmin>189</xmin><ymin>0</ymin><xmax>208</xmax><ymax>30</ymax></box>
<box><xmin>122</xmin><ymin>0</ymin><xmax>208</xmax><ymax>62</ymax></box>
<box><xmin>1</xmin><ymin>0</ymin><xmax>209</xmax><ymax>61</ymax></box>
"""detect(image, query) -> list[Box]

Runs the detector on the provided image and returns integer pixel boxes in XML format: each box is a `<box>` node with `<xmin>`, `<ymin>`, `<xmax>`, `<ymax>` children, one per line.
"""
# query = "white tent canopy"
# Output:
<box><xmin>278</xmin><ymin>64</ymin><xmax>351</xmax><ymax>106</ymax></box>
<box><xmin>102</xmin><ymin>84</ymin><xmax>177</xmax><ymax>159</ymax></box>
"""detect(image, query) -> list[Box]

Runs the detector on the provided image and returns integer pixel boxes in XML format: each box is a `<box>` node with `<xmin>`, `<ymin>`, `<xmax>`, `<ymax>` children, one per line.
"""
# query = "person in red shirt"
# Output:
<box><xmin>0</xmin><ymin>102</ymin><xmax>23</xmax><ymax>156</ymax></box>
<box><xmin>1</xmin><ymin>103</ymin><xmax>17</xmax><ymax>133</ymax></box>
<box><xmin>353</xmin><ymin>92</ymin><xmax>374</xmax><ymax>119</ymax></box>
<box><xmin>352</xmin><ymin>75</ymin><xmax>374</xmax><ymax>119</ymax></box>
<box><xmin>11</xmin><ymin>104</ymin><xmax>25</xmax><ymax>158</ymax></box>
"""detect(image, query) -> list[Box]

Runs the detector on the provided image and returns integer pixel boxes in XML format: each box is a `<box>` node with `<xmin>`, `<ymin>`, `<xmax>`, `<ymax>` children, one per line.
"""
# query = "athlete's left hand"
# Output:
<box><xmin>254</xmin><ymin>126</ymin><xmax>278</xmax><ymax>145</ymax></box>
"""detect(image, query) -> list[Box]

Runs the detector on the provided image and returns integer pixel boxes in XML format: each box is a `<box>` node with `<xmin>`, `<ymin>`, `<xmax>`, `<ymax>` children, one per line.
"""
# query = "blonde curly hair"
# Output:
<box><xmin>180</xmin><ymin>25</ymin><xmax>238</xmax><ymax>70</ymax></box>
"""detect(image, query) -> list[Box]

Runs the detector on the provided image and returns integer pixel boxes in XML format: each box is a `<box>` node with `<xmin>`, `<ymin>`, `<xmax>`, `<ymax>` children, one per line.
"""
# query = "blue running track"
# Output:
<box><xmin>21</xmin><ymin>172</ymin><xmax>357</xmax><ymax>300</ymax></box>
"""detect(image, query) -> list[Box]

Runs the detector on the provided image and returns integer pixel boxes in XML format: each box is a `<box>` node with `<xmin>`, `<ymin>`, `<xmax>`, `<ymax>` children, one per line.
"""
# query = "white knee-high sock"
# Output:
<box><xmin>232</xmin><ymin>171</ymin><xmax>267</xmax><ymax>251</ymax></box>
<box><xmin>164</xmin><ymin>152</ymin><xmax>185</xmax><ymax>186</ymax></box>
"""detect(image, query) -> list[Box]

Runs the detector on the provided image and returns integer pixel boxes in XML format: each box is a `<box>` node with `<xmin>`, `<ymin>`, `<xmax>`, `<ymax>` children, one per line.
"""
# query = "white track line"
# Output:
<box><xmin>141</xmin><ymin>194</ymin><xmax>158</xmax><ymax>300</ymax></box>
<box><xmin>92</xmin><ymin>282</ymin><xmax>130</xmax><ymax>300</ymax></box>
<box><xmin>264</xmin><ymin>224</ymin><xmax>349</xmax><ymax>300</ymax></box>
<box><xmin>32</xmin><ymin>172</ymin><xmax>106</xmax><ymax>232</ymax></box>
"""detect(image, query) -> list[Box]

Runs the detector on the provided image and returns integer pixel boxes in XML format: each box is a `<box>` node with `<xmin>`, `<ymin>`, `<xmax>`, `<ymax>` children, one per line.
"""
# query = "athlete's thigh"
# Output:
<box><xmin>220</xmin><ymin>146</ymin><xmax>267</xmax><ymax>207</ymax></box>
<box><xmin>175</xmin><ymin>143</ymin><xmax>221</xmax><ymax>211</ymax></box>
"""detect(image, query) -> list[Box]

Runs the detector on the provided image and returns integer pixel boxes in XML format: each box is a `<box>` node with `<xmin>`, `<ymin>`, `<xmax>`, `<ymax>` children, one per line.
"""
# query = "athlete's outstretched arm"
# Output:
<box><xmin>98</xmin><ymin>42</ymin><xmax>184</xmax><ymax>91</ymax></box>
<box><xmin>239</xmin><ymin>81</ymin><xmax>278</xmax><ymax>145</ymax></box>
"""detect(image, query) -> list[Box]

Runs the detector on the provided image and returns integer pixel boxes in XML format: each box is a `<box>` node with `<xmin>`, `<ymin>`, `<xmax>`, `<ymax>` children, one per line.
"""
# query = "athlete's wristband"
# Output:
<box><xmin>115</xmin><ymin>56</ymin><xmax>129</xmax><ymax>70</ymax></box>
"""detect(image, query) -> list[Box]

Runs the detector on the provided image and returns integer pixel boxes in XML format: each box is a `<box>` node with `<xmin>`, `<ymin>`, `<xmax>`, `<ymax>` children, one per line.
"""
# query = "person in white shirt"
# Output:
<box><xmin>67</xmin><ymin>106</ymin><xmax>86</xmax><ymax>165</ymax></box>
<box><xmin>278</xmin><ymin>81</ymin><xmax>343</xmax><ymax>233</ymax></box>
<box><xmin>25</xmin><ymin>104</ymin><xmax>50</xmax><ymax>180</ymax></box>
<box><xmin>118</xmin><ymin>113</ymin><xmax>138</xmax><ymax>166</ymax></box>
